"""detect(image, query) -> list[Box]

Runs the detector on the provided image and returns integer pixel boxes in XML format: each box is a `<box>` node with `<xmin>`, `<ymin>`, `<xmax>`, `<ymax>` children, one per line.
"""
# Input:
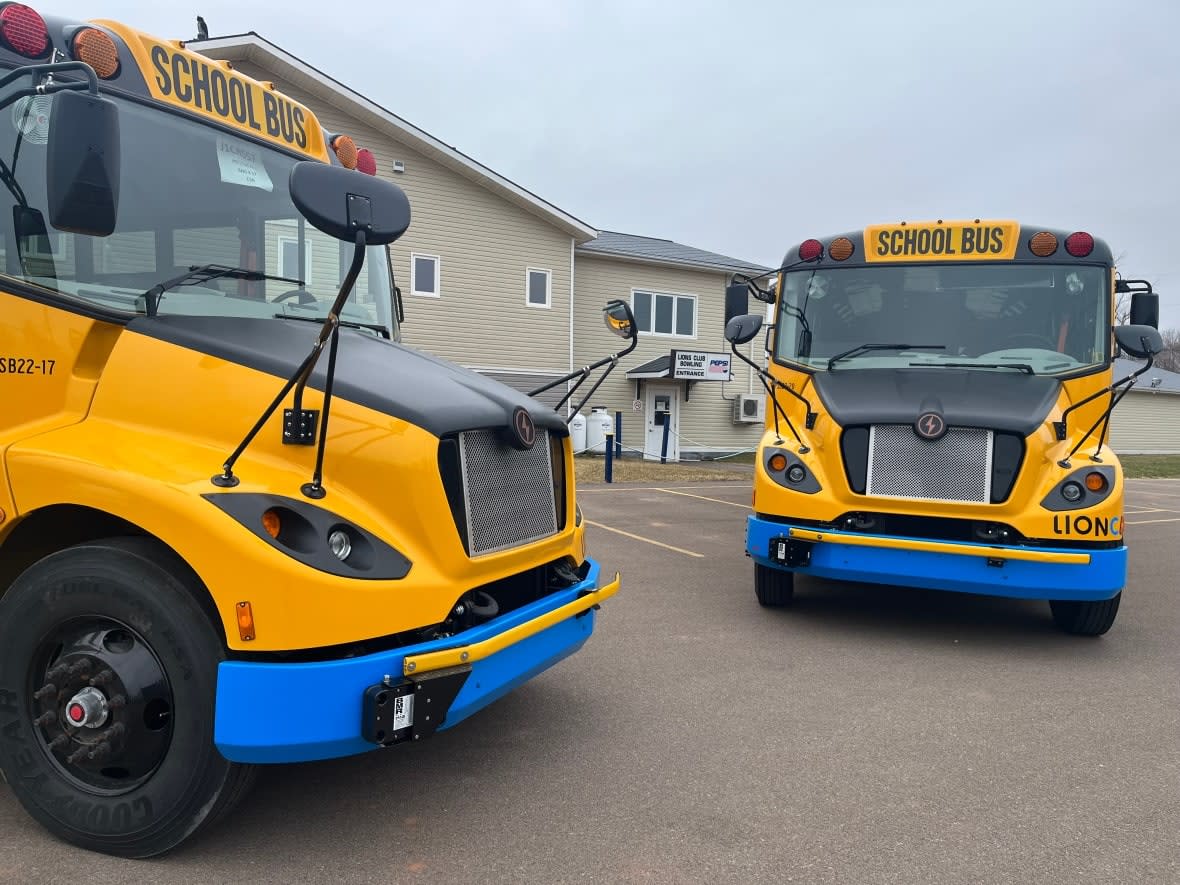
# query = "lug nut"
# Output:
<box><xmin>32</xmin><ymin>683</ymin><xmax>57</xmax><ymax>701</ymax></box>
<box><xmin>89</xmin><ymin>669</ymin><xmax>115</xmax><ymax>687</ymax></box>
<box><xmin>34</xmin><ymin>711</ymin><xmax>56</xmax><ymax>728</ymax></box>
<box><xmin>47</xmin><ymin>734</ymin><xmax>69</xmax><ymax>751</ymax></box>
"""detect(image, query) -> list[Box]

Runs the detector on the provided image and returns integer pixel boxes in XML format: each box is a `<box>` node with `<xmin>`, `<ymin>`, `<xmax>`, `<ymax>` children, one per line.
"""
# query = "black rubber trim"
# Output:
<box><xmin>203</xmin><ymin>492</ymin><xmax>411</xmax><ymax>579</ymax></box>
<box><xmin>839</xmin><ymin>427</ymin><xmax>870</xmax><ymax>494</ymax></box>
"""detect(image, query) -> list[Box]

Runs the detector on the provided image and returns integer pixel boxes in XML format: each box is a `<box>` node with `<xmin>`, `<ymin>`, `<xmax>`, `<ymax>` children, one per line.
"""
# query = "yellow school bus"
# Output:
<box><xmin>724</xmin><ymin>219</ymin><xmax>1164</xmax><ymax>635</ymax></box>
<box><xmin>0</xmin><ymin>6</ymin><xmax>628</xmax><ymax>857</ymax></box>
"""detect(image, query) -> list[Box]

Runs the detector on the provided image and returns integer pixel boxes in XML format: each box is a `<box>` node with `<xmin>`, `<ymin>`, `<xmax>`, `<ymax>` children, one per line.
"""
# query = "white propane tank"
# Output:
<box><xmin>570</xmin><ymin>411</ymin><xmax>587</xmax><ymax>454</ymax></box>
<box><xmin>587</xmin><ymin>408</ymin><xmax>612</xmax><ymax>454</ymax></box>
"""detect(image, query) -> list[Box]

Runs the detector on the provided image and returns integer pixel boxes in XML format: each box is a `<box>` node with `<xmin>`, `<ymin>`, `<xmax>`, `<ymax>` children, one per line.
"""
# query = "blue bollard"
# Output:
<box><xmin>660</xmin><ymin>418</ymin><xmax>671</xmax><ymax>464</ymax></box>
<box><xmin>615</xmin><ymin>411</ymin><xmax>622</xmax><ymax>458</ymax></box>
<box><xmin>604</xmin><ymin>432</ymin><xmax>614</xmax><ymax>483</ymax></box>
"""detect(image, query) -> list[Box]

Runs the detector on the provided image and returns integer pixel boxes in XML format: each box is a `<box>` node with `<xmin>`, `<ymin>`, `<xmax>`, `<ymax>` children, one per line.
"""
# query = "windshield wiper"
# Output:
<box><xmin>827</xmin><ymin>343</ymin><xmax>944</xmax><ymax>370</ymax></box>
<box><xmin>143</xmin><ymin>264</ymin><xmax>304</xmax><ymax>316</ymax></box>
<box><xmin>909</xmin><ymin>361</ymin><xmax>1034</xmax><ymax>375</ymax></box>
<box><xmin>276</xmin><ymin>313</ymin><xmax>389</xmax><ymax>339</ymax></box>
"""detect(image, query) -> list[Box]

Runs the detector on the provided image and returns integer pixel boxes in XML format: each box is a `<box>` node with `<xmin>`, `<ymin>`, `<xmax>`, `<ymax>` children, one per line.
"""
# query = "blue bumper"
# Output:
<box><xmin>214</xmin><ymin>560</ymin><xmax>607</xmax><ymax>763</ymax></box>
<box><xmin>747</xmin><ymin>515</ymin><xmax>1125</xmax><ymax>601</ymax></box>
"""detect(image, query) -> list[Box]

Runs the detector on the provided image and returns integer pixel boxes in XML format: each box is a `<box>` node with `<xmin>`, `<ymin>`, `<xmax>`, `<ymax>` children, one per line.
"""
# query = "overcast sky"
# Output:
<box><xmin>50</xmin><ymin>0</ymin><xmax>1180</xmax><ymax>328</ymax></box>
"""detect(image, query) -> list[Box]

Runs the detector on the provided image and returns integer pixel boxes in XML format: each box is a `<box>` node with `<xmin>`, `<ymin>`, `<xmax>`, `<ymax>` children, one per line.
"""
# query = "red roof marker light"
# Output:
<box><xmin>1064</xmin><ymin>231</ymin><xmax>1094</xmax><ymax>257</ymax></box>
<box><xmin>798</xmin><ymin>239</ymin><xmax>824</xmax><ymax>261</ymax></box>
<box><xmin>0</xmin><ymin>4</ymin><xmax>50</xmax><ymax>57</ymax></box>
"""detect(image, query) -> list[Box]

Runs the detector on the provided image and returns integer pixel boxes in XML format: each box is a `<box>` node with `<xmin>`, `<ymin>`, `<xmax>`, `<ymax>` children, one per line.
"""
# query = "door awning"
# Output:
<box><xmin>626</xmin><ymin>355</ymin><xmax>671</xmax><ymax>379</ymax></box>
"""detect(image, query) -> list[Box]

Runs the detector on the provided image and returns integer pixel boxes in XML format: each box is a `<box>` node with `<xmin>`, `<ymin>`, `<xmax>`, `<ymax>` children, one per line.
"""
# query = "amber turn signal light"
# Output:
<box><xmin>236</xmin><ymin>601</ymin><xmax>255</xmax><ymax>641</ymax></box>
<box><xmin>261</xmin><ymin>509</ymin><xmax>281</xmax><ymax>539</ymax></box>
<box><xmin>1084</xmin><ymin>472</ymin><xmax>1107</xmax><ymax>493</ymax></box>
<box><xmin>768</xmin><ymin>453</ymin><xmax>788</xmax><ymax>472</ymax></box>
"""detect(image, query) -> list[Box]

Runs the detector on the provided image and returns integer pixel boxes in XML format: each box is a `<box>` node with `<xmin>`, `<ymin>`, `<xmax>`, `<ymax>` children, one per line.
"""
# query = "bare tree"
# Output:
<box><xmin>1156</xmin><ymin>327</ymin><xmax>1180</xmax><ymax>374</ymax></box>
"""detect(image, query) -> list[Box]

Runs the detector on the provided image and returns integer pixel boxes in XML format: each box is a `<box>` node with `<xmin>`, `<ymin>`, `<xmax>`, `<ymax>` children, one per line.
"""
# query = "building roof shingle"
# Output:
<box><xmin>1114</xmin><ymin>358</ymin><xmax>1180</xmax><ymax>392</ymax></box>
<box><xmin>577</xmin><ymin>231</ymin><xmax>770</xmax><ymax>276</ymax></box>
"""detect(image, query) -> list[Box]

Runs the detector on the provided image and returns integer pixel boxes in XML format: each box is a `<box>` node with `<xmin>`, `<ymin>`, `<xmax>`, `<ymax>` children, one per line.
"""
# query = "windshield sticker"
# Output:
<box><xmin>12</xmin><ymin>96</ymin><xmax>52</xmax><ymax>145</ymax></box>
<box><xmin>217</xmin><ymin>136</ymin><xmax>273</xmax><ymax>192</ymax></box>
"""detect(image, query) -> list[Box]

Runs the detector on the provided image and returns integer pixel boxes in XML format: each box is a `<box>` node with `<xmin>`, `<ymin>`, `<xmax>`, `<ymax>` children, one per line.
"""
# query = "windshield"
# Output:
<box><xmin>774</xmin><ymin>263</ymin><xmax>1108</xmax><ymax>375</ymax></box>
<box><xmin>0</xmin><ymin>91</ymin><xmax>398</xmax><ymax>337</ymax></box>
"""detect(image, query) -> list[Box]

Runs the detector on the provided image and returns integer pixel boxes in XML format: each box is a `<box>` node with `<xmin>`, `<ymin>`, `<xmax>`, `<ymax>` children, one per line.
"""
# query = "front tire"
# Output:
<box><xmin>1049</xmin><ymin>592</ymin><xmax>1121</xmax><ymax>636</ymax></box>
<box><xmin>755</xmin><ymin>563</ymin><xmax>795</xmax><ymax>607</ymax></box>
<box><xmin>0</xmin><ymin>538</ymin><xmax>254</xmax><ymax>857</ymax></box>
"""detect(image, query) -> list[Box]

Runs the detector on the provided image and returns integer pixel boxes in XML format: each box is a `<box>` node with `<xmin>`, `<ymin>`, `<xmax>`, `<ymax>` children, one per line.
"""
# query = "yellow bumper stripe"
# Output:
<box><xmin>787</xmin><ymin>529</ymin><xmax>1091</xmax><ymax>565</ymax></box>
<box><xmin>403</xmin><ymin>572</ymin><xmax>621</xmax><ymax>676</ymax></box>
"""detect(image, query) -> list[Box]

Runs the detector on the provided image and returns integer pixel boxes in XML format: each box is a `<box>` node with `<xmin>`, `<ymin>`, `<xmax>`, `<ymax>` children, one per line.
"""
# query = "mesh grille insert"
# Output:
<box><xmin>867</xmin><ymin>425</ymin><xmax>993</xmax><ymax>503</ymax></box>
<box><xmin>459</xmin><ymin>429</ymin><xmax>558</xmax><ymax>556</ymax></box>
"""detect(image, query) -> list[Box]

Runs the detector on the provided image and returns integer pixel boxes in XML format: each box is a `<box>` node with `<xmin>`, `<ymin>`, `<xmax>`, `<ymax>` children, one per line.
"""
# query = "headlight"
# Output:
<box><xmin>328</xmin><ymin>529</ymin><xmax>353</xmax><ymax>561</ymax></box>
<box><xmin>1061</xmin><ymin>482</ymin><xmax>1083</xmax><ymax>503</ymax></box>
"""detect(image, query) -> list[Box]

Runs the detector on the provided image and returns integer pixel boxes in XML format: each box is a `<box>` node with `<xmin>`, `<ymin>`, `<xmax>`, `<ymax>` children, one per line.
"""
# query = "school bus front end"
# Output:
<box><xmin>0</xmin><ymin>9</ymin><xmax>618</xmax><ymax>858</ymax></box>
<box><xmin>728</xmin><ymin>220</ymin><xmax>1163</xmax><ymax>635</ymax></box>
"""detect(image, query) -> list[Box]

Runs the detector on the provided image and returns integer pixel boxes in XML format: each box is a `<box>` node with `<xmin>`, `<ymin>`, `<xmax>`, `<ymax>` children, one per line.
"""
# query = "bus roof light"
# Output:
<box><xmin>1028</xmin><ymin>231</ymin><xmax>1057</xmax><ymax>257</ymax></box>
<box><xmin>1065</xmin><ymin>231</ymin><xmax>1094</xmax><ymax>257</ymax></box>
<box><xmin>355</xmin><ymin>148</ymin><xmax>377</xmax><ymax>176</ymax></box>
<box><xmin>0</xmin><ymin>4</ymin><xmax>49</xmax><ymax>57</ymax></box>
<box><xmin>331</xmin><ymin>134</ymin><xmax>358</xmax><ymax>170</ymax></box>
<box><xmin>72</xmin><ymin>28</ymin><xmax>119</xmax><ymax>79</ymax></box>
<box><xmin>829</xmin><ymin>237</ymin><xmax>855</xmax><ymax>261</ymax></box>
<box><xmin>799</xmin><ymin>239</ymin><xmax>824</xmax><ymax>261</ymax></box>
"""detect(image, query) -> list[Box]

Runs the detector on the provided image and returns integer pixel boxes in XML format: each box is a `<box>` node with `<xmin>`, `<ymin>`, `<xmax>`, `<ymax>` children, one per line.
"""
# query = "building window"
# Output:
<box><xmin>411</xmin><ymin>253</ymin><xmax>440</xmax><ymax>297</ymax></box>
<box><xmin>276</xmin><ymin>236</ymin><xmax>312</xmax><ymax>282</ymax></box>
<box><xmin>631</xmin><ymin>289</ymin><xmax>696</xmax><ymax>337</ymax></box>
<box><xmin>526</xmin><ymin>267</ymin><xmax>551</xmax><ymax>308</ymax></box>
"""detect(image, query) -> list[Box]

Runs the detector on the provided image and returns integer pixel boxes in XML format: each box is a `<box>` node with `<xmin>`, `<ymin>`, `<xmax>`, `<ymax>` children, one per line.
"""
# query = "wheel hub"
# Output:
<box><xmin>64</xmin><ymin>687</ymin><xmax>109</xmax><ymax>729</ymax></box>
<box><xmin>30</xmin><ymin>620</ymin><xmax>174</xmax><ymax>793</ymax></box>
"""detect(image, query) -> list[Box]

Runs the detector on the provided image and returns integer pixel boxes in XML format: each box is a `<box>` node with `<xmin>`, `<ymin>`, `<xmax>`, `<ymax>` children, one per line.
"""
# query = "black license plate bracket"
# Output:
<box><xmin>362</xmin><ymin>664</ymin><xmax>471</xmax><ymax>747</ymax></box>
<box><xmin>769</xmin><ymin>535</ymin><xmax>812</xmax><ymax>567</ymax></box>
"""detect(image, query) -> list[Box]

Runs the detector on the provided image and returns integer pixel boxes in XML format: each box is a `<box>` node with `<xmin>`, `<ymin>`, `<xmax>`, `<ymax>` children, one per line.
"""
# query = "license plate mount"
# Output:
<box><xmin>362</xmin><ymin>664</ymin><xmax>471</xmax><ymax>747</ymax></box>
<box><xmin>769</xmin><ymin>535</ymin><xmax>813</xmax><ymax>567</ymax></box>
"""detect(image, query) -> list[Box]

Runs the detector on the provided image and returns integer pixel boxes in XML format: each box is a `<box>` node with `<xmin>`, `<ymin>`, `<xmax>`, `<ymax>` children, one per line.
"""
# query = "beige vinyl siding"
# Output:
<box><xmin>1108</xmin><ymin>390</ymin><xmax>1180</xmax><ymax>453</ymax></box>
<box><xmin>227</xmin><ymin>63</ymin><xmax>574</xmax><ymax>376</ymax></box>
<box><xmin>573</xmin><ymin>255</ymin><xmax>764</xmax><ymax>453</ymax></box>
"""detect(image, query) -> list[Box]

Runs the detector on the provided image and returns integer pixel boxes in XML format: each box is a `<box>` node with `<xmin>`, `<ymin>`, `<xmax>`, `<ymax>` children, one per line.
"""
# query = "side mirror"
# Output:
<box><xmin>46</xmin><ymin>89</ymin><xmax>120</xmax><ymax>236</ymax></box>
<box><xmin>725</xmin><ymin>313</ymin><xmax>763</xmax><ymax>346</ymax></box>
<box><xmin>1115</xmin><ymin>324</ymin><xmax>1163</xmax><ymax>360</ymax></box>
<box><xmin>290</xmin><ymin>161</ymin><xmax>411</xmax><ymax>245</ymax></box>
<box><xmin>1130</xmin><ymin>291</ymin><xmax>1159</xmax><ymax>329</ymax></box>
<box><xmin>603</xmin><ymin>299</ymin><xmax>637</xmax><ymax>339</ymax></box>
<box><xmin>725</xmin><ymin>281</ymin><xmax>750</xmax><ymax>327</ymax></box>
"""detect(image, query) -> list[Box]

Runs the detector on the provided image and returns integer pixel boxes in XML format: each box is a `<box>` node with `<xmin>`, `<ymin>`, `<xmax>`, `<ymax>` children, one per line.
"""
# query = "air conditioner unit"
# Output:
<box><xmin>733</xmin><ymin>393</ymin><xmax>765</xmax><ymax>424</ymax></box>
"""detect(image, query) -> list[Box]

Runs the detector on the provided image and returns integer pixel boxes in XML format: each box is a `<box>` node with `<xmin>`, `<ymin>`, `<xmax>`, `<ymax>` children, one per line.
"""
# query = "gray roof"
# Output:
<box><xmin>626</xmin><ymin>355</ymin><xmax>672</xmax><ymax>377</ymax></box>
<box><xmin>578</xmin><ymin>231</ymin><xmax>770</xmax><ymax>275</ymax></box>
<box><xmin>1115</xmin><ymin>358</ymin><xmax>1180</xmax><ymax>392</ymax></box>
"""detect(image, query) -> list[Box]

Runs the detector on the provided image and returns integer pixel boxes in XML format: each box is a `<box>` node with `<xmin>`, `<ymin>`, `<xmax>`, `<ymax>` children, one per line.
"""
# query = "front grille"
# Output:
<box><xmin>458</xmin><ymin>429</ymin><xmax>559</xmax><ymax>556</ymax></box>
<box><xmin>866</xmin><ymin>425</ymin><xmax>993</xmax><ymax>503</ymax></box>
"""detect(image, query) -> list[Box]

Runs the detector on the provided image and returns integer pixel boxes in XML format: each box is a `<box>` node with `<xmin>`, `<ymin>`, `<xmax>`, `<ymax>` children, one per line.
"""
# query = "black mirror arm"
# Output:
<box><xmin>213</xmin><ymin>232</ymin><xmax>368</xmax><ymax>492</ymax></box>
<box><xmin>0</xmin><ymin>61</ymin><xmax>100</xmax><ymax>114</ymax></box>
<box><xmin>1055</xmin><ymin>353</ymin><xmax>1154</xmax><ymax>467</ymax></box>
<box><xmin>729</xmin><ymin>340</ymin><xmax>808</xmax><ymax>453</ymax></box>
<box><xmin>543</xmin><ymin>333</ymin><xmax>639</xmax><ymax>422</ymax></box>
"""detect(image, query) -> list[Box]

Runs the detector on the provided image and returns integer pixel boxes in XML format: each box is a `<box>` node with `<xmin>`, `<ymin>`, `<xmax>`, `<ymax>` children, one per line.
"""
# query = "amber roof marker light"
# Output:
<box><xmin>1028</xmin><ymin>231</ymin><xmax>1058</xmax><ymax>257</ymax></box>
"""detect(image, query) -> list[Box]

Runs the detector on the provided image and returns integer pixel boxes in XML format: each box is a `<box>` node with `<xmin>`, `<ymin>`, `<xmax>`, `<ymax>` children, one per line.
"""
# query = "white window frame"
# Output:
<box><xmin>276</xmin><ymin>235</ymin><xmax>312</xmax><ymax>282</ymax></box>
<box><xmin>526</xmin><ymin>267</ymin><xmax>551</xmax><ymax>309</ymax></box>
<box><xmin>631</xmin><ymin>288</ymin><xmax>698</xmax><ymax>339</ymax></box>
<box><xmin>411</xmin><ymin>252</ymin><xmax>441</xmax><ymax>298</ymax></box>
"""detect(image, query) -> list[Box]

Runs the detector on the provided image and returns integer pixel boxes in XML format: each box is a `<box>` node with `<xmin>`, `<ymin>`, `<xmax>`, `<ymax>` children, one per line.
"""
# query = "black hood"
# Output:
<box><xmin>128</xmin><ymin>316</ymin><xmax>568</xmax><ymax>438</ymax></box>
<box><xmin>812</xmin><ymin>367</ymin><xmax>1061</xmax><ymax>435</ymax></box>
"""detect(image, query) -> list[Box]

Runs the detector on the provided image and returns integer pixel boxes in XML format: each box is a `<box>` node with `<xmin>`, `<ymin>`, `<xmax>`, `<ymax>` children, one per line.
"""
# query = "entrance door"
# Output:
<box><xmin>644</xmin><ymin>383</ymin><xmax>680</xmax><ymax>462</ymax></box>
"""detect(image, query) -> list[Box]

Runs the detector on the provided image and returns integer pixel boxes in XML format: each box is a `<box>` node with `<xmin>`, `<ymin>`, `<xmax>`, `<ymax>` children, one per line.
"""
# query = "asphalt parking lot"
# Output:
<box><xmin>2</xmin><ymin>479</ymin><xmax>1178</xmax><ymax>884</ymax></box>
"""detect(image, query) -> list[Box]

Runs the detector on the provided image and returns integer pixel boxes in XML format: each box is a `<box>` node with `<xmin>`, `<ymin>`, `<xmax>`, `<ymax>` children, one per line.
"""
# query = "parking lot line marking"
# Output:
<box><xmin>1125</xmin><ymin>517</ymin><xmax>1180</xmax><ymax>526</ymax></box>
<box><xmin>1134</xmin><ymin>489</ymin><xmax>1180</xmax><ymax>499</ymax></box>
<box><xmin>655</xmin><ymin>488</ymin><xmax>751</xmax><ymax>509</ymax></box>
<box><xmin>578</xmin><ymin>483</ymin><xmax>748</xmax><ymax>493</ymax></box>
<box><xmin>584</xmin><ymin>520</ymin><xmax>705</xmax><ymax>558</ymax></box>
